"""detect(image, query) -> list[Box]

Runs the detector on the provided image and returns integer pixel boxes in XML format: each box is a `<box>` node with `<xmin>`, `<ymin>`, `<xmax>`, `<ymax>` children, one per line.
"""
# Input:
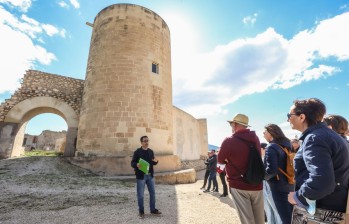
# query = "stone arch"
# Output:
<box><xmin>0</xmin><ymin>70</ymin><xmax>83</xmax><ymax>159</ymax></box>
<box><xmin>0</xmin><ymin>97</ymin><xmax>79</xmax><ymax>158</ymax></box>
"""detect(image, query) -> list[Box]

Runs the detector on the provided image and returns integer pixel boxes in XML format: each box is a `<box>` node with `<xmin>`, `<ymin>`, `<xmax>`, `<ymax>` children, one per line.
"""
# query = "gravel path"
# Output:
<box><xmin>0</xmin><ymin>157</ymin><xmax>241</xmax><ymax>224</ymax></box>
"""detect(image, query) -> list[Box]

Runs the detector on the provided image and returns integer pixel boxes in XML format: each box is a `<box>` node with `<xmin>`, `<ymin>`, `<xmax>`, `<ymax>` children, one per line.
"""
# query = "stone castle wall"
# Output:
<box><xmin>173</xmin><ymin>106</ymin><xmax>208</xmax><ymax>160</ymax></box>
<box><xmin>77</xmin><ymin>4</ymin><xmax>173</xmax><ymax>157</ymax></box>
<box><xmin>0</xmin><ymin>4</ymin><xmax>209</xmax><ymax>170</ymax></box>
<box><xmin>0</xmin><ymin>70</ymin><xmax>84</xmax><ymax>121</ymax></box>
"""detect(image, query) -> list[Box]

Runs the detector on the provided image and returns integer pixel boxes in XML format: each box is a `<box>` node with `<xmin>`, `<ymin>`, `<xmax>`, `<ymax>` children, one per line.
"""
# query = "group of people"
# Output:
<box><xmin>129</xmin><ymin>98</ymin><xmax>349</xmax><ymax>224</ymax></box>
<box><xmin>201</xmin><ymin>149</ymin><xmax>229</xmax><ymax>197</ymax></box>
<box><xmin>218</xmin><ymin>98</ymin><xmax>349</xmax><ymax>224</ymax></box>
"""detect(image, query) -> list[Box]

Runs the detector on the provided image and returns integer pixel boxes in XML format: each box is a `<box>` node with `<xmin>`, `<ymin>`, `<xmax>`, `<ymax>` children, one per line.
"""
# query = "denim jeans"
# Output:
<box><xmin>264</xmin><ymin>181</ymin><xmax>282</xmax><ymax>224</ymax></box>
<box><xmin>137</xmin><ymin>174</ymin><xmax>156</xmax><ymax>213</ymax></box>
<box><xmin>206</xmin><ymin>170</ymin><xmax>218</xmax><ymax>191</ymax></box>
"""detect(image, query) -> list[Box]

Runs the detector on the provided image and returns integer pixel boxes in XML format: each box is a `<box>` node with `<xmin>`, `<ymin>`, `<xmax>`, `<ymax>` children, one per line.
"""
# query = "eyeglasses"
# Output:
<box><xmin>142</xmin><ymin>140</ymin><xmax>149</xmax><ymax>142</ymax></box>
<box><xmin>287</xmin><ymin>113</ymin><xmax>298</xmax><ymax>119</ymax></box>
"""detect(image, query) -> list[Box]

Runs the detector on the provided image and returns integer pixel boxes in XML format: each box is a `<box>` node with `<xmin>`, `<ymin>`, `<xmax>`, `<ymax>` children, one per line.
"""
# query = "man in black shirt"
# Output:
<box><xmin>131</xmin><ymin>136</ymin><xmax>161</xmax><ymax>218</ymax></box>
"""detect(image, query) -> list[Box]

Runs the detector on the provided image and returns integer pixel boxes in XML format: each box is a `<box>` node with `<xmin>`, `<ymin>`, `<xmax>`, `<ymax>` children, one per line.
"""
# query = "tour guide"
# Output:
<box><xmin>131</xmin><ymin>136</ymin><xmax>162</xmax><ymax>219</ymax></box>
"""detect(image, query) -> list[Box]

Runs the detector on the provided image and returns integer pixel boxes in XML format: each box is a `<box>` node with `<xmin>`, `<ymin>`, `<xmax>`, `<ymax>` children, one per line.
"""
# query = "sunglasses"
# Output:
<box><xmin>287</xmin><ymin>113</ymin><xmax>298</xmax><ymax>119</ymax></box>
<box><xmin>142</xmin><ymin>140</ymin><xmax>149</xmax><ymax>142</ymax></box>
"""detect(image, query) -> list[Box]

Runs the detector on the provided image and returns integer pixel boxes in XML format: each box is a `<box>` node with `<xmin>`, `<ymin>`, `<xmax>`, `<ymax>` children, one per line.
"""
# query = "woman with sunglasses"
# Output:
<box><xmin>287</xmin><ymin>98</ymin><xmax>349</xmax><ymax>218</ymax></box>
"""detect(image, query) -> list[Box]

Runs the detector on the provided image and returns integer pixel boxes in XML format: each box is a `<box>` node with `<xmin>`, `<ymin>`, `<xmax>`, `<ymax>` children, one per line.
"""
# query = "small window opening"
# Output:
<box><xmin>22</xmin><ymin>138</ymin><xmax>27</xmax><ymax>146</ymax></box>
<box><xmin>152</xmin><ymin>62</ymin><xmax>159</xmax><ymax>74</ymax></box>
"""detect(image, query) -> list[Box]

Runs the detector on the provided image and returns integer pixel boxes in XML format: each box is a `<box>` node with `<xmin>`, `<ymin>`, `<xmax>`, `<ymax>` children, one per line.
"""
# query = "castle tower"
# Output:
<box><xmin>77</xmin><ymin>4</ymin><xmax>173</xmax><ymax>156</ymax></box>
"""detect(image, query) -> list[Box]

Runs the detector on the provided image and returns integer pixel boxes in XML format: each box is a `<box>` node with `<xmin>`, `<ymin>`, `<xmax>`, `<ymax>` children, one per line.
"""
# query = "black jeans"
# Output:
<box><xmin>219</xmin><ymin>171</ymin><xmax>228</xmax><ymax>195</ymax></box>
<box><xmin>202</xmin><ymin>170</ymin><xmax>210</xmax><ymax>187</ymax></box>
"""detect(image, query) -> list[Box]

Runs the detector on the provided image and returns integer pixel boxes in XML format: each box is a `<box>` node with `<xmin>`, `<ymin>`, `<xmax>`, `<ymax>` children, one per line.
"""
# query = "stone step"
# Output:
<box><xmin>100</xmin><ymin>168</ymin><xmax>196</xmax><ymax>185</ymax></box>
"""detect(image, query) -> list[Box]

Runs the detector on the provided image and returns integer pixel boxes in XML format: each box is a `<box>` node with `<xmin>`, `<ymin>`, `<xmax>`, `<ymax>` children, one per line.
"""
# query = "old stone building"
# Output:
<box><xmin>0</xmin><ymin>4</ymin><xmax>208</xmax><ymax>178</ymax></box>
<box><xmin>23</xmin><ymin>130</ymin><xmax>67</xmax><ymax>151</ymax></box>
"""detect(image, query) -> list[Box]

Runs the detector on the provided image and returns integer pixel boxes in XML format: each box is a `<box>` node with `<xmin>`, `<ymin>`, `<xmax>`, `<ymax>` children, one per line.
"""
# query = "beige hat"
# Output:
<box><xmin>227</xmin><ymin>113</ymin><xmax>250</xmax><ymax>127</ymax></box>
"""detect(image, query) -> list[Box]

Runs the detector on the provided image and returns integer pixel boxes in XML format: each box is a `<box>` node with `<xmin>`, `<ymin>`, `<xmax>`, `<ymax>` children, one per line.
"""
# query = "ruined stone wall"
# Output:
<box><xmin>23</xmin><ymin>134</ymin><xmax>36</xmax><ymax>149</ymax></box>
<box><xmin>24</xmin><ymin>130</ymin><xmax>67</xmax><ymax>151</ymax></box>
<box><xmin>36</xmin><ymin>130</ymin><xmax>67</xmax><ymax>150</ymax></box>
<box><xmin>0</xmin><ymin>70</ymin><xmax>84</xmax><ymax>121</ymax></box>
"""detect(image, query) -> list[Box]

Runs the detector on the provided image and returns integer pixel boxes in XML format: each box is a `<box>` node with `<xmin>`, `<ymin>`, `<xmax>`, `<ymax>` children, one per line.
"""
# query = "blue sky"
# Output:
<box><xmin>1</xmin><ymin>0</ymin><xmax>349</xmax><ymax>146</ymax></box>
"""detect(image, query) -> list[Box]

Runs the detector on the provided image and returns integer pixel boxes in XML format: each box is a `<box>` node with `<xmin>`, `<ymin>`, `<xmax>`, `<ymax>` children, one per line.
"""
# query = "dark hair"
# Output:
<box><xmin>293</xmin><ymin>98</ymin><xmax>326</xmax><ymax>127</ymax></box>
<box><xmin>260</xmin><ymin>143</ymin><xmax>268</xmax><ymax>149</ymax></box>
<box><xmin>291</xmin><ymin>138</ymin><xmax>300</xmax><ymax>143</ymax></box>
<box><xmin>324</xmin><ymin>115</ymin><xmax>349</xmax><ymax>135</ymax></box>
<box><xmin>265</xmin><ymin>124</ymin><xmax>290</xmax><ymax>145</ymax></box>
<box><xmin>140</xmin><ymin>136</ymin><xmax>148</xmax><ymax>142</ymax></box>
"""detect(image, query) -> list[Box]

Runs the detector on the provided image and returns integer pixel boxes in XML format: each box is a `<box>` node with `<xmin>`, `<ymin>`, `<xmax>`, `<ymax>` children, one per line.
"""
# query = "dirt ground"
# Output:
<box><xmin>0</xmin><ymin>157</ymin><xmax>241</xmax><ymax>224</ymax></box>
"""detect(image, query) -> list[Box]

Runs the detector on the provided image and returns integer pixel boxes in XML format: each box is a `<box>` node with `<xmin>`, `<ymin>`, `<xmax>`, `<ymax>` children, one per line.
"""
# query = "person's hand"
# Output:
<box><xmin>152</xmin><ymin>158</ymin><xmax>158</xmax><ymax>163</ymax></box>
<box><xmin>137</xmin><ymin>163</ymin><xmax>141</xmax><ymax>168</ymax></box>
<box><xmin>288</xmin><ymin>192</ymin><xmax>297</xmax><ymax>205</ymax></box>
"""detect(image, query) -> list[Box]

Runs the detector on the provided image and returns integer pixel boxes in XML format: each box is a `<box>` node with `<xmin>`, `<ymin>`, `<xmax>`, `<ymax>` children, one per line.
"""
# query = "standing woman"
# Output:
<box><xmin>323</xmin><ymin>114</ymin><xmax>349</xmax><ymax>143</ymax></box>
<box><xmin>290</xmin><ymin>139</ymin><xmax>300</xmax><ymax>153</ymax></box>
<box><xmin>287</xmin><ymin>99</ymin><xmax>349</xmax><ymax>216</ymax></box>
<box><xmin>263</xmin><ymin>124</ymin><xmax>294</xmax><ymax>224</ymax></box>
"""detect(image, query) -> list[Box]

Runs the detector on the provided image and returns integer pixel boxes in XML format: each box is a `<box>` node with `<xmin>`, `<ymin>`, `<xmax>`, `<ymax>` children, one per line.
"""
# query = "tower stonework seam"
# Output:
<box><xmin>77</xmin><ymin>4</ymin><xmax>173</xmax><ymax>156</ymax></box>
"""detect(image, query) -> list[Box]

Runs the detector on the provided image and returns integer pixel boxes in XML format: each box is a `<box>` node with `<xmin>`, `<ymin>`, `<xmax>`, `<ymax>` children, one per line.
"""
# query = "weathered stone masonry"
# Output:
<box><xmin>0</xmin><ymin>4</ymin><xmax>208</xmax><ymax>181</ymax></box>
<box><xmin>0</xmin><ymin>70</ymin><xmax>83</xmax><ymax>159</ymax></box>
<box><xmin>0</xmin><ymin>70</ymin><xmax>84</xmax><ymax>121</ymax></box>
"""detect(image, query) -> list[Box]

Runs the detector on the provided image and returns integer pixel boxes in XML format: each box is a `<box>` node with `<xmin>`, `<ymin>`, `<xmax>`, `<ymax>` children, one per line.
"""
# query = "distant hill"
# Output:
<box><xmin>208</xmin><ymin>144</ymin><xmax>219</xmax><ymax>151</ymax></box>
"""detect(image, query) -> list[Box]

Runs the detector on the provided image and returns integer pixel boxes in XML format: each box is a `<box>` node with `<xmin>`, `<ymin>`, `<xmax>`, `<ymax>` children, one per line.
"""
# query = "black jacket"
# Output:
<box><xmin>131</xmin><ymin>147</ymin><xmax>158</xmax><ymax>179</ymax></box>
<box><xmin>295</xmin><ymin>122</ymin><xmax>349</xmax><ymax>212</ymax></box>
<box><xmin>206</xmin><ymin>154</ymin><xmax>217</xmax><ymax>172</ymax></box>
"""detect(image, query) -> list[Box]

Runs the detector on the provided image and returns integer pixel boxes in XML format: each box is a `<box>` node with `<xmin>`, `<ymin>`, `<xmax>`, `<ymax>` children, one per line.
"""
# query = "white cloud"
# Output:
<box><xmin>172</xmin><ymin>12</ymin><xmax>349</xmax><ymax>118</ymax></box>
<box><xmin>58</xmin><ymin>1</ymin><xmax>69</xmax><ymax>9</ymax></box>
<box><xmin>0</xmin><ymin>7</ymin><xmax>42</xmax><ymax>38</ymax></box>
<box><xmin>0</xmin><ymin>0</ymin><xmax>31</xmax><ymax>12</ymax></box>
<box><xmin>42</xmin><ymin>23</ymin><xmax>66</xmax><ymax>38</ymax></box>
<box><xmin>69</xmin><ymin>0</ymin><xmax>79</xmax><ymax>9</ymax></box>
<box><xmin>243</xmin><ymin>13</ymin><xmax>258</xmax><ymax>26</ymax></box>
<box><xmin>277</xmin><ymin>122</ymin><xmax>301</xmax><ymax>140</ymax></box>
<box><xmin>310</xmin><ymin>13</ymin><xmax>349</xmax><ymax>60</ymax></box>
<box><xmin>58</xmin><ymin>0</ymin><xmax>79</xmax><ymax>9</ymax></box>
<box><xmin>340</xmin><ymin>4</ymin><xmax>348</xmax><ymax>10</ymax></box>
<box><xmin>21</xmin><ymin>14</ymin><xmax>38</xmax><ymax>26</ymax></box>
<box><xmin>0</xmin><ymin>5</ymin><xmax>57</xmax><ymax>93</ymax></box>
<box><xmin>42</xmin><ymin>24</ymin><xmax>66</xmax><ymax>37</ymax></box>
<box><xmin>0</xmin><ymin>24</ymin><xmax>56</xmax><ymax>92</ymax></box>
<box><xmin>0</xmin><ymin>6</ymin><xmax>66</xmax><ymax>39</ymax></box>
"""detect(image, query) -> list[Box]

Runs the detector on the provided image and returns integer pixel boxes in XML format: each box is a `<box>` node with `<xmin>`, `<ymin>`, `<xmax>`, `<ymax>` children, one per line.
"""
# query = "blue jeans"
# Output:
<box><xmin>264</xmin><ymin>181</ymin><xmax>282</xmax><ymax>224</ymax></box>
<box><xmin>137</xmin><ymin>174</ymin><xmax>156</xmax><ymax>213</ymax></box>
<box><xmin>206</xmin><ymin>170</ymin><xmax>218</xmax><ymax>191</ymax></box>
<box><xmin>264</xmin><ymin>181</ymin><xmax>292</xmax><ymax>224</ymax></box>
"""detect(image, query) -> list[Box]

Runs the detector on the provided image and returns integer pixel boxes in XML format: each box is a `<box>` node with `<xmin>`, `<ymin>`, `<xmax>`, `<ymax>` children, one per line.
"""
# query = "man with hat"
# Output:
<box><xmin>217</xmin><ymin>113</ymin><xmax>264</xmax><ymax>224</ymax></box>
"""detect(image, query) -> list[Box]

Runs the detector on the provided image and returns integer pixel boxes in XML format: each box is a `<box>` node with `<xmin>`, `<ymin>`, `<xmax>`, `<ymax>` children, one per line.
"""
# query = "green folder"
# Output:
<box><xmin>138</xmin><ymin>158</ymin><xmax>150</xmax><ymax>174</ymax></box>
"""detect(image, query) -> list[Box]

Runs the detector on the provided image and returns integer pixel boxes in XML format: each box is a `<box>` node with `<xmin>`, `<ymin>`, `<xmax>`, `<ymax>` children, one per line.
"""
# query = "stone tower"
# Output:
<box><xmin>77</xmin><ymin>4</ymin><xmax>173</xmax><ymax>156</ymax></box>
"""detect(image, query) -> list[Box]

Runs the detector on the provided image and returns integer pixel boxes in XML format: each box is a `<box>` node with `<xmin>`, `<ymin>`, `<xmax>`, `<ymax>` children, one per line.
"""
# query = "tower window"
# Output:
<box><xmin>152</xmin><ymin>62</ymin><xmax>159</xmax><ymax>74</ymax></box>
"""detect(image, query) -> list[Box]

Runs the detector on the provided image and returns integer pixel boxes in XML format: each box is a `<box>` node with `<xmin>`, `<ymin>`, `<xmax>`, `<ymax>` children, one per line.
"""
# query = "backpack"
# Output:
<box><xmin>231</xmin><ymin>137</ymin><xmax>265</xmax><ymax>185</ymax></box>
<box><xmin>276</xmin><ymin>144</ymin><xmax>295</xmax><ymax>185</ymax></box>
